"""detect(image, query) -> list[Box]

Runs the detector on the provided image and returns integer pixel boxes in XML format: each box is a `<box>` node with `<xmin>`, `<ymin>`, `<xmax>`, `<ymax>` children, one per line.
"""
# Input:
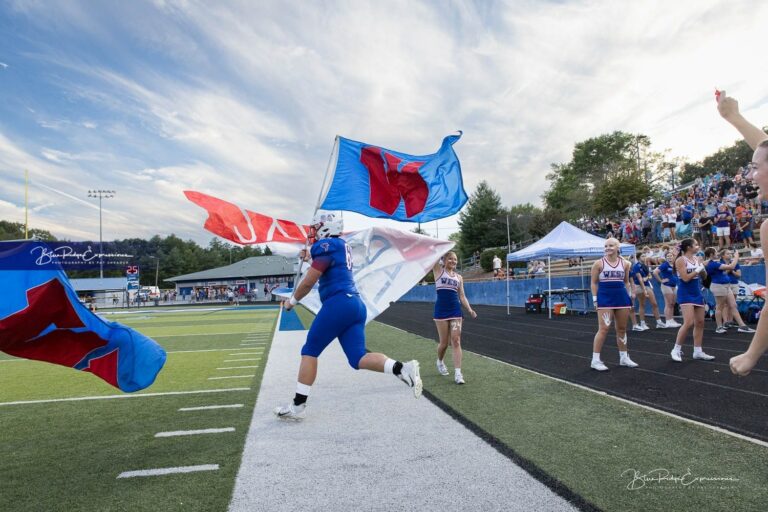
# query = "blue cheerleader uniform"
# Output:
<box><xmin>434</xmin><ymin>269</ymin><xmax>462</xmax><ymax>320</ymax></box>
<box><xmin>596</xmin><ymin>257</ymin><xmax>632</xmax><ymax>309</ymax></box>
<box><xmin>677</xmin><ymin>256</ymin><xmax>705</xmax><ymax>307</ymax></box>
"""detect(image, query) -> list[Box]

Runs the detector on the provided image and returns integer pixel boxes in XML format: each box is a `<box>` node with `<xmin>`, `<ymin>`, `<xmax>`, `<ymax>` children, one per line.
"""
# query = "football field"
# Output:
<box><xmin>0</xmin><ymin>306</ymin><xmax>278</xmax><ymax>512</ymax></box>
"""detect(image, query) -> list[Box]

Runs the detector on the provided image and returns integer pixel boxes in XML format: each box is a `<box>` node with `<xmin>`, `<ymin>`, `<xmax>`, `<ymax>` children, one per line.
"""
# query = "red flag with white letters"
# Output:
<box><xmin>184</xmin><ymin>191</ymin><xmax>310</xmax><ymax>245</ymax></box>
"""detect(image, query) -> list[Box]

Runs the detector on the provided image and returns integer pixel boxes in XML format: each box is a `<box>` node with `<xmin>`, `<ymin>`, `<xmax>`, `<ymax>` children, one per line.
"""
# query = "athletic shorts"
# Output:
<box><xmin>728</xmin><ymin>283</ymin><xmax>741</xmax><ymax>296</ymax></box>
<box><xmin>709</xmin><ymin>283</ymin><xmax>729</xmax><ymax>297</ymax></box>
<box><xmin>301</xmin><ymin>293</ymin><xmax>367</xmax><ymax>369</ymax></box>
<box><xmin>716</xmin><ymin>226</ymin><xmax>730</xmax><ymax>237</ymax></box>
<box><xmin>661</xmin><ymin>284</ymin><xmax>677</xmax><ymax>295</ymax></box>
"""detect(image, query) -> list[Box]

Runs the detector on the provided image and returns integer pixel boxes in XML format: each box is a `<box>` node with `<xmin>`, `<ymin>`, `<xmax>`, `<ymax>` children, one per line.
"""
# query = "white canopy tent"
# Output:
<box><xmin>506</xmin><ymin>221</ymin><xmax>635</xmax><ymax>317</ymax></box>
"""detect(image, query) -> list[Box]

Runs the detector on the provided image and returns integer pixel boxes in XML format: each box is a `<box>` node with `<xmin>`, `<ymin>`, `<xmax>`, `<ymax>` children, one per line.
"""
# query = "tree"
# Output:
<box><xmin>457</xmin><ymin>181</ymin><xmax>505</xmax><ymax>256</ymax></box>
<box><xmin>679</xmin><ymin>138</ymin><xmax>756</xmax><ymax>183</ymax></box>
<box><xmin>542</xmin><ymin>131</ymin><xmax>668</xmax><ymax>219</ymax></box>
<box><xmin>0</xmin><ymin>220</ymin><xmax>56</xmax><ymax>241</ymax></box>
<box><xmin>592</xmin><ymin>174</ymin><xmax>652</xmax><ymax>215</ymax></box>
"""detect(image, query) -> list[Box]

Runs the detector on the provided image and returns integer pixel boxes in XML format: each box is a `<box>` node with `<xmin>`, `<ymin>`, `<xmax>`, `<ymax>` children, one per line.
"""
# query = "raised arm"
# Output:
<box><xmin>717</xmin><ymin>91</ymin><xmax>768</xmax><ymax>150</ymax></box>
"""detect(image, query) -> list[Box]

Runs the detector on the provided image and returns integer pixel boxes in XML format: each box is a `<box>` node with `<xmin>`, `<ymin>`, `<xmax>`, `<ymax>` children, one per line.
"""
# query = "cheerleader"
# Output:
<box><xmin>590</xmin><ymin>238</ymin><xmax>639</xmax><ymax>371</ymax></box>
<box><xmin>432</xmin><ymin>251</ymin><xmax>477</xmax><ymax>384</ymax></box>
<box><xmin>652</xmin><ymin>250</ymin><xmax>681</xmax><ymax>327</ymax></box>
<box><xmin>671</xmin><ymin>238</ymin><xmax>714</xmax><ymax>361</ymax></box>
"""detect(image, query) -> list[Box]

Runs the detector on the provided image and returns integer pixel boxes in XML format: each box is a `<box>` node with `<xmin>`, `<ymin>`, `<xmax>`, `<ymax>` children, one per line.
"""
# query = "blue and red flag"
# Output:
<box><xmin>0</xmin><ymin>242</ymin><xmax>166</xmax><ymax>392</ymax></box>
<box><xmin>319</xmin><ymin>133</ymin><xmax>467</xmax><ymax>222</ymax></box>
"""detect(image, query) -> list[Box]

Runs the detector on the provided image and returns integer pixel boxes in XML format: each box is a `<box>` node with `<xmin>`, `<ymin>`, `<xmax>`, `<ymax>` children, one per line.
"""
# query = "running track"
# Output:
<box><xmin>378</xmin><ymin>303</ymin><xmax>768</xmax><ymax>443</ymax></box>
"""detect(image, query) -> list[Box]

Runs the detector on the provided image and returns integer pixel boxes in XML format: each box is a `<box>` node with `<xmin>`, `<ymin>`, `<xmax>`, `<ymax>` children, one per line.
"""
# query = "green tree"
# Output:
<box><xmin>457</xmin><ymin>181</ymin><xmax>505</xmax><ymax>256</ymax></box>
<box><xmin>592</xmin><ymin>174</ymin><xmax>652</xmax><ymax>215</ymax></box>
<box><xmin>0</xmin><ymin>220</ymin><xmax>56</xmax><ymax>241</ymax></box>
<box><xmin>543</xmin><ymin>131</ymin><xmax>666</xmax><ymax>219</ymax></box>
<box><xmin>679</xmin><ymin>138</ymin><xmax>756</xmax><ymax>183</ymax></box>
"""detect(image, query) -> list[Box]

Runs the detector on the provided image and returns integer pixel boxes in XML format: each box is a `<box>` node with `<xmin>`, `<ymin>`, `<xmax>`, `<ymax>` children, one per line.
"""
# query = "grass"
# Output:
<box><xmin>364</xmin><ymin>320</ymin><xmax>768</xmax><ymax>512</ymax></box>
<box><xmin>0</xmin><ymin>307</ymin><xmax>277</xmax><ymax>512</ymax></box>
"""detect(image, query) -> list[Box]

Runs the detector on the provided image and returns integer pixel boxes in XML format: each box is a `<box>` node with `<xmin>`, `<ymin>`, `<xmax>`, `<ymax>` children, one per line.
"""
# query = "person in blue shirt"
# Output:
<box><xmin>275</xmin><ymin>212</ymin><xmax>422</xmax><ymax>420</ymax></box>
<box><xmin>704</xmin><ymin>247</ymin><xmax>744</xmax><ymax>334</ymax></box>
<box><xmin>719</xmin><ymin>249</ymin><xmax>755</xmax><ymax>333</ymax></box>
<box><xmin>631</xmin><ymin>253</ymin><xmax>665</xmax><ymax>330</ymax></box>
<box><xmin>652</xmin><ymin>250</ymin><xmax>681</xmax><ymax>327</ymax></box>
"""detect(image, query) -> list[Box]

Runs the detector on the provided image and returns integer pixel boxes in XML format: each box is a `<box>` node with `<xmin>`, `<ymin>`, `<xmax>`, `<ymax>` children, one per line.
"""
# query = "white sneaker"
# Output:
<box><xmin>715</xmin><ymin>326</ymin><xmax>727</xmax><ymax>334</ymax></box>
<box><xmin>738</xmin><ymin>326</ymin><xmax>756</xmax><ymax>333</ymax></box>
<box><xmin>398</xmin><ymin>360</ymin><xmax>423</xmax><ymax>398</ymax></box>
<box><xmin>436</xmin><ymin>359</ymin><xmax>449</xmax><ymax>376</ymax></box>
<box><xmin>666</xmin><ymin>320</ymin><xmax>681</xmax><ymax>328</ymax></box>
<box><xmin>632</xmin><ymin>324</ymin><xmax>644</xmax><ymax>332</ymax></box>
<box><xmin>670</xmin><ymin>350</ymin><xmax>682</xmax><ymax>362</ymax></box>
<box><xmin>656</xmin><ymin>320</ymin><xmax>667</xmax><ymax>329</ymax></box>
<box><xmin>591</xmin><ymin>360</ymin><xmax>609</xmax><ymax>371</ymax></box>
<box><xmin>640</xmin><ymin>321</ymin><xmax>649</xmax><ymax>331</ymax></box>
<box><xmin>454</xmin><ymin>371</ymin><xmax>465</xmax><ymax>385</ymax></box>
<box><xmin>274</xmin><ymin>403</ymin><xmax>306</xmax><ymax>420</ymax></box>
<box><xmin>693</xmin><ymin>351</ymin><xmax>715</xmax><ymax>361</ymax></box>
<box><xmin>620</xmin><ymin>356</ymin><xmax>639</xmax><ymax>368</ymax></box>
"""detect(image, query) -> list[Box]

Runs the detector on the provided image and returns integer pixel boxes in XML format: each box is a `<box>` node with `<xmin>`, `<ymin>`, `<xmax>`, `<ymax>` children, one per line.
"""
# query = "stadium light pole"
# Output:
<box><xmin>148</xmin><ymin>255</ymin><xmax>160</xmax><ymax>291</ymax></box>
<box><xmin>87</xmin><ymin>189</ymin><xmax>116</xmax><ymax>279</ymax></box>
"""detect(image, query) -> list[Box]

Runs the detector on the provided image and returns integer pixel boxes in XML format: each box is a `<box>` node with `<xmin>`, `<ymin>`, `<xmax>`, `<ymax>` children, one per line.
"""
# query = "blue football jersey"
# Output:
<box><xmin>310</xmin><ymin>237</ymin><xmax>358</xmax><ymax>302</ymax></box>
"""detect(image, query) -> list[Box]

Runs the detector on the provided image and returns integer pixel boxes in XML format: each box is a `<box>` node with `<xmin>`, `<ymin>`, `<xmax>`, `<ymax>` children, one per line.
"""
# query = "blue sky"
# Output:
<box><xmin>1</xmin><ymin>0</ymin><xmax>767</xmax><ymax>246</ymax></box>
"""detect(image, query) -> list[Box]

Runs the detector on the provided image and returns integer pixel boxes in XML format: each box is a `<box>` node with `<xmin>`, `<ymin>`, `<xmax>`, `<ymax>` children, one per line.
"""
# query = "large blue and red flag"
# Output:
<box><xmin>0</xmin><ymin>242</ymin><xmax>166</xmax><ymax>392</ymax></box>
<box><xmin>319</xmin><ymin>133</ymin><xmax>467</xmax><ymax>222</ymax></box>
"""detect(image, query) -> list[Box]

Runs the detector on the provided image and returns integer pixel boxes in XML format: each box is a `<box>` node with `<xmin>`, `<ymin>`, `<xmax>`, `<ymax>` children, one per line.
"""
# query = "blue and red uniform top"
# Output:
<box><xmin>310</xmin><ymin>237</ymin><xmax>357</xmax><ymax>302</ymax></box>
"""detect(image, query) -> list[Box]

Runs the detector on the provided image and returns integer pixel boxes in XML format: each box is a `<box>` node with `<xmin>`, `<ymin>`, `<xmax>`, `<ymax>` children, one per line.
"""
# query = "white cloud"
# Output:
<box><xmin>0</xmin><ymin>62</ymin><xmax>8</xmax><ymax>69</ymax></box>
<box><xmin>2</xmin><ymin>0</ymin><xmax>768</xmax><ymax>244</ymax></box>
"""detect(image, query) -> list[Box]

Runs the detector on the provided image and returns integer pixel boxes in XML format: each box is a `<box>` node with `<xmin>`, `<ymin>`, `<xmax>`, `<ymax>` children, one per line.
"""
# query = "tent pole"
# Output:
<box><xmin>548</xmin><ymin>255</ymin><xmax>552</xmax><ymax>319</ymax></box>
<box><xmin>506</xmin><ymin>259</ymin><xmax>510</xmax><ymax>315</ymax></box>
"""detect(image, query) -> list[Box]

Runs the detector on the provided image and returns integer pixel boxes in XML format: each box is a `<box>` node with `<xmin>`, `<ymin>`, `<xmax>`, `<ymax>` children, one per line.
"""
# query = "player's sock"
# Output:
<box><xmin>293</xmin><ymin>382</ymin><xmax>311</xmax><ymax>406</ymax></box>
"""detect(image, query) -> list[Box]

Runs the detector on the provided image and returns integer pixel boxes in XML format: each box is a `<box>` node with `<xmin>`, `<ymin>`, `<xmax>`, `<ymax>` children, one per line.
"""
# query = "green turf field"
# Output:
<box><xmin>359</xmin><ymin>317</ymin><xmax>768</xmax><ymax>512</ymax></box>
<box><xmin>0</xmin><ymin>306</ymin><xmax>278</xmax><ymax>512</ymax></box>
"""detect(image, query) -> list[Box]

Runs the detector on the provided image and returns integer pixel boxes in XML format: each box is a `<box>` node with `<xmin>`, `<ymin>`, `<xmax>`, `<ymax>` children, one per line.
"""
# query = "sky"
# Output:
<box><xmin>1</xmin><ymin>0</ymin><xmax>768</xmax><ymax>247</ymax></box>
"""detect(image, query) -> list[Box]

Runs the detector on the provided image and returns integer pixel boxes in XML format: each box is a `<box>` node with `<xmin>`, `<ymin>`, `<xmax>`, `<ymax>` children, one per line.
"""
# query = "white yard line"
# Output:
<box><xmin>228</xmin><ymin>352</ymin><xmax>262</xmax><ymax>356</ymax></box>
<box><xmin>155</xmin><ymin>428</ymin><xmax>234</xmax><ymax>438</ymax></box>
<box><xmin>224</xmin><ymin>358</ymin><xmax>260</xmax><ymax>362</ymax></box>
<box><xmin>0</xmin><ymin>388</ymin><xmax>250</xmax><ymax>407</ymax></box>
<box><xmin>153</xmin><ymin>332</ymin><xmax>257</xmax><ymax>338</ymax></box>
<box><xmin>217</xmin><ymin>366</ymin><xmax>259</xmax><ymax>370</ymax></box>
<box><xmin>179</xmin><ymin>404</ymin><xmax>244</xmax><ymax>411</ymax></box>
<box><xmin>208</xmin><ymin>375</ymin><xmax>255</xmax><ymax>380</ymax></box>
<box><xmin>118</xmin><ymin>464</ymin><xmax>220</xmax><ymax>478</ymax></box>
<box><xmin>168</xmin><ymin>348</ymin><xmax>252</xmax><ymax>354</ymax></box>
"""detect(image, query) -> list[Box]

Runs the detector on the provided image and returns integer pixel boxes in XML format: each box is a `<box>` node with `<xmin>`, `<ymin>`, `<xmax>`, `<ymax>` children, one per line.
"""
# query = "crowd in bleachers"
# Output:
<box><xmin>578</xmin><ymin>165</ymin><xmax>763</xmax><ymax>259</ymax></box>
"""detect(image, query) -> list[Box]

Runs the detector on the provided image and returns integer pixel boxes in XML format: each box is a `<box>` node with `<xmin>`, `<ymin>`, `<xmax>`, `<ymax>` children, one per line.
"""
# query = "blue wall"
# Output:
<box><xmin>401</xmin><ymin>264</ymin><xmax>766</xmax><ymax>312</ymax></box>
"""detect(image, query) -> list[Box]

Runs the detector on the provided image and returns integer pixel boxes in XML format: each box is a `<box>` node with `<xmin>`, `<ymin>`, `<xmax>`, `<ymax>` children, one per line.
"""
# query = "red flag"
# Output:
<box><xmin>184</xmin><ymin>191</ymin><xmax>309</xmax><ymax>245</ymax></box>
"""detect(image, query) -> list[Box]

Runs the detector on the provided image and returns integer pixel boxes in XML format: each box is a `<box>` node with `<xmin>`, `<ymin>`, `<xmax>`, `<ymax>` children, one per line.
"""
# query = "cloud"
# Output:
<box><xmin>0</xmin><ymin>62</ymin><xmax>8</xmax><ymax>69</ymax></box>
<box><xmin>1</xmin><ymin>0</ymin><xmax>767</xmax><ymax>245</ymax></box>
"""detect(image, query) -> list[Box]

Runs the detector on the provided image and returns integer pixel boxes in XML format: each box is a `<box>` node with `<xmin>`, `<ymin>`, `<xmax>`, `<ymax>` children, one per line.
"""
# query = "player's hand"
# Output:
<box><xmin>469</xmin><ymin>309</ymin><xmax>477</xmax><ymax>319</ymax></box>
<box><xmin>298</xmin><ymin>249</ymin><xmax>309</xmax><ymax>262</ymax></box>
<box><xmin>282</xmin><ymin>299</ymin><xmax>294</xmax><ymax>311</ymax></box>
<box><xmin>729</xmin><ymin>353</ymin><xmax>757</xmax><ymax>376</ymax></box>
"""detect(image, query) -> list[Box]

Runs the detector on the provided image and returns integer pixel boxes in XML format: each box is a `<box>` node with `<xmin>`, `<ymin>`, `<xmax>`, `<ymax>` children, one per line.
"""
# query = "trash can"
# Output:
<box><xmin>553</xmin><ymin>302</ymin><xmax>567</xmax><ymax>315</ymax></box>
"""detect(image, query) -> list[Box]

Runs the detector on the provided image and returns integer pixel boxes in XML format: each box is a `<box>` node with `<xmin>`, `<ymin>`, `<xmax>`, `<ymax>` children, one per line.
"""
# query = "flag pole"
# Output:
<box><xmin>290</xmin><ymin>137</ymin><xmax>340</xmax><ymax>301</ymax></box>
<box><xmin>24</xmin><ymin>169</ymin><xmax>29</xmax><ymax>239</ymax></box>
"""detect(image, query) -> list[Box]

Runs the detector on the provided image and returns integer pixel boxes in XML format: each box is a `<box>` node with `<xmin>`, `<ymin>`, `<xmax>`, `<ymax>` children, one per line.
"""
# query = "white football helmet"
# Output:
<box><xmin>310</xmin><ymin>212</ymin><xmax>343</xmax><ymax>239</ymax></box>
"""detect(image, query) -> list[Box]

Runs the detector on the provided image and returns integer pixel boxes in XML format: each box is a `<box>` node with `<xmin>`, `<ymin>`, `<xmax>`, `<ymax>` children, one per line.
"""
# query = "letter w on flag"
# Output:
<box><xmin>0</xmin><ymin>243</ymin><xmax>166</xmax><ymax>392</ymax></box>
<box><xmin>319</xmin><ymin>133</ymin><xmax>467</xmax><ymax>222</ymax></box>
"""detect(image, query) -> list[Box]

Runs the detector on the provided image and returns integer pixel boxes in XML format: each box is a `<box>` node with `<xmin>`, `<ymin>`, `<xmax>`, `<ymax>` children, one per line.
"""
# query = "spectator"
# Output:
<box><xmin>714</xmin><ymin>203</ymin><xmax>732</xmax><ymax>249</ymax></box>
<box><xmin>493</xmin><ymin>254</ymin><xmax>502</xmax><ymax>275</ymax></box>
<box><xmin>698</xmin><ymin>209</ymin><xmax>713</xmax><ymax>248</ymax></box>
